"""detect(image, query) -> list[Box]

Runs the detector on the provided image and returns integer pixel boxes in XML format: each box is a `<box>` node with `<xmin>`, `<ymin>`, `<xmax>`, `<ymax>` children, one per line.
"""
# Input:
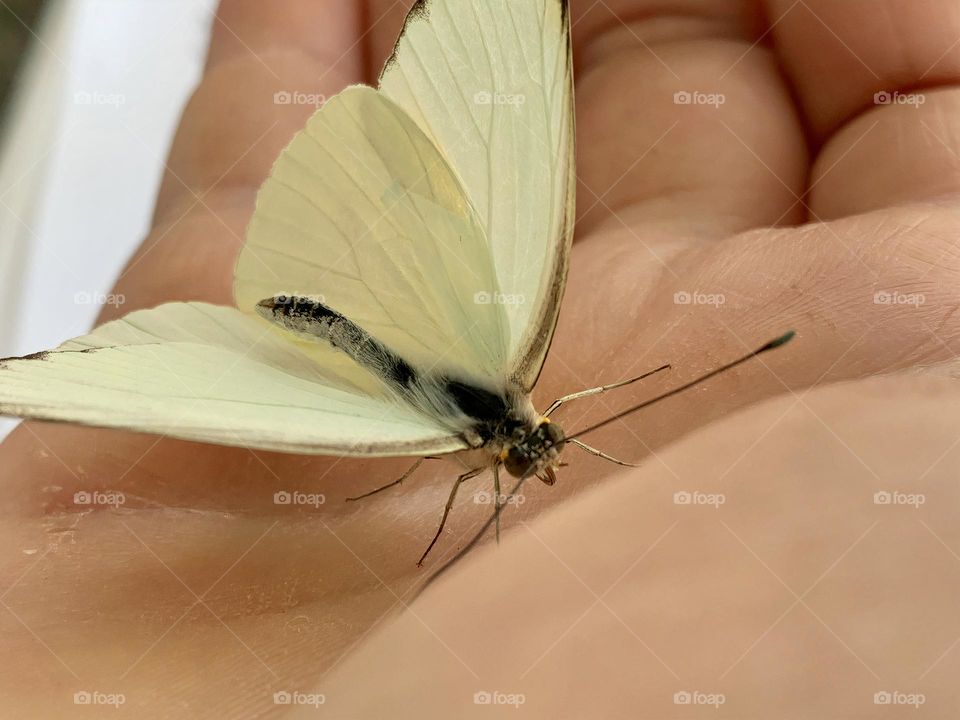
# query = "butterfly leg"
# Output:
<box><xmin>568</xmin><ymin>438</ymin><xmax>638</xmax><ymax>468</ymax></box>
<box><xmin>345</xmin><ymin>457</ymin><xmax>437</xmax><ymax>502</ymax></box>
<box><xmin>543</xmin><ymin>364</ymin><xmax>671</xmax><ymax>416</ymax></box>
<box><xmin>418</xmin><ymin>466</ymin><xmax>485</xmax><ymax>566</ymax></box>
<box><xmin>493</xmin><ymin>463</ymin><xmax>502</xmax><ymax>544</ymax></box>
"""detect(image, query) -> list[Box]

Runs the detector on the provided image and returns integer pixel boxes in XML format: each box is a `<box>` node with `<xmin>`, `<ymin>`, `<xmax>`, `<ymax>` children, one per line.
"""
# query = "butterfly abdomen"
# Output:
<box><xmin>256</xmin><ymin>294</ymin><xmax>531</xmax><ymax>447</ymax></box>
<box><xmin>256</xmin><ymin>295</ymin><xmax>418</xmax><ymax>390</ymax></box>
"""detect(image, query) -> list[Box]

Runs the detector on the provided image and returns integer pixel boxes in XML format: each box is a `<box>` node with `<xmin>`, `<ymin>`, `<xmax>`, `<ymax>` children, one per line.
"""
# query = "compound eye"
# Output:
<box><xmin>504</xmin><ymin>446</ymin><xmax>531</xmax><ymax>478</ymax></box>
<box><xmin>545</xmin><ymin>422</ymin><xmax>566</xmax><ymax>449</ymax></box>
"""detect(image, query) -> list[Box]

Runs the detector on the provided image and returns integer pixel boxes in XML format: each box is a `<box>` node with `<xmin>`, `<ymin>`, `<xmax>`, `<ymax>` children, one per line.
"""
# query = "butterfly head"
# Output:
<box><xmin>500</xmin><ymin>418</ymin><xmax>566</xmax><ymax>480</ymax></box>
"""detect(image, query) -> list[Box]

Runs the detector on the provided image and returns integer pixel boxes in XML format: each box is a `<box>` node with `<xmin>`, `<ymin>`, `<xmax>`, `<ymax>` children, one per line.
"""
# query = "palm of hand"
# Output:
<box><xmin>2</xmin><ymin>1</ymin><xmax>958</xmax><ymax>716</ymax></box>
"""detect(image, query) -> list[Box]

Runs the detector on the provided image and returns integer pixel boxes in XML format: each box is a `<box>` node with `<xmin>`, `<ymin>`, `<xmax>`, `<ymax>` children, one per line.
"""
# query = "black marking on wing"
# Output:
<box><xmin>1</xmin><ymin>347</ymin><xmax>100</xmax><ymax>365</ymax></box>
<box><xmin>379</xmin><ymin>0</ymin><xmax>429</xmax><ymax>81</ymax></box>
<box><xmin>381</xmin><ymin>0</ymin><xmax>569</xmax><ymax>81</ymax></box>
<box><xmin>14</xmin><ymin>350</ymin><xmax>50</xmax><ymax>362</ymax></box>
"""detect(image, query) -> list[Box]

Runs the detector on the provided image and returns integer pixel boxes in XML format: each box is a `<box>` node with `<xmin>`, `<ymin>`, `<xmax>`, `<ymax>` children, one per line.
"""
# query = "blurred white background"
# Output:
<box><xmin>0</xmin><ymin>0</ymin><xmax>218</xmax><ymax>438</ymax></box>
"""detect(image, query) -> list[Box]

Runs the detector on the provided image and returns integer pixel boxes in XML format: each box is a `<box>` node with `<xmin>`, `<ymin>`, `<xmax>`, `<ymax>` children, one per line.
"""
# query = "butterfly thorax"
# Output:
<box><xmin>415</xmin><ymin>374</ymin><xmax>566</xmax><ymax>479</ymax></box>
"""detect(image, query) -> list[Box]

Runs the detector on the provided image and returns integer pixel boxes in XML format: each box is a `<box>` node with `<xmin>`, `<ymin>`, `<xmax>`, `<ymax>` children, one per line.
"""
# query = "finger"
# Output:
<box><xmin>108</xmin><ymin>1</ymin><xmax>365</xmax><ymax>318</ymax></box>
<box><xmin>571</xmin><ymin>0</ymin><xmax>807</xmax><ymax>238</ymax></box>
<box><xmin>153</xmin><ymin>0</ymin><xmax>365</xmax><ymax>222</ymax></box>
<box><xmin>366</xmin><ymin>0</ymin><xmax>809</xmax><ymax>242</ymax></box>
<box><xmin>810</xmin><ymin>91</ymin><xmax>960</xmax><ymax>219</ymax></box>
<box><xmin>765</xmin><ymin>0</ymin><xmax>960</xmax><ymax>218</ymax></box>
<box><xmin>533</xmin><ymin>202</ymin><xmax>960</xmax><ymax>464</ymax></box>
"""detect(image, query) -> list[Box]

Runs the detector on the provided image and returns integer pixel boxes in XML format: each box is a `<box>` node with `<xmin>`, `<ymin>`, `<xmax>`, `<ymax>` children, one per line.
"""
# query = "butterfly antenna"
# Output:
<box><xmin>568</xmin><ymin>331</ymin><xmax>796</xmax><ymax>441</ymax></box>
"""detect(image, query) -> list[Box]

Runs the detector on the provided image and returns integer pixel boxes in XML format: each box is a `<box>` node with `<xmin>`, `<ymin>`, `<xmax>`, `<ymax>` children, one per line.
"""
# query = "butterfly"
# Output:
<box><xmin>0</xmin><ymin>0</ymin><xmax>792</xmax><ymax>565</ymax></box>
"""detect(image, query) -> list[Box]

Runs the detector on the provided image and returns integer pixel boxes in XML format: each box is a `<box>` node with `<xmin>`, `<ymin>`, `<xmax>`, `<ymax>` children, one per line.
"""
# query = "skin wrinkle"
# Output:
<box><xmin>575</xmin><ymin>13</ymin><xmax>755</xmax><ymax>73</ymax></box>
<box><xmin>766</xmin><ymin>0</ymin><xmax>960</xmax><ymax>140</ymax></box>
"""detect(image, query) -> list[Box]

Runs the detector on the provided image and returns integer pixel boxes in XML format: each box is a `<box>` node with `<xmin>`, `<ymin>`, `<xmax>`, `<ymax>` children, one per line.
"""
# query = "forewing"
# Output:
<box><xmin>379</xmin><ymin>0</ymin><xmax>575</xmax><ymax>391</ymax></box>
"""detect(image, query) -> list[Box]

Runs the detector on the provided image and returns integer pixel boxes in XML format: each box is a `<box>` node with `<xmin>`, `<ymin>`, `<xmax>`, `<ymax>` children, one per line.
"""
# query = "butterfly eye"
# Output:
<box><xmin>503</xmin><ymin>446</ymin><xmax>532</xmax><ymax>478</ymax></box>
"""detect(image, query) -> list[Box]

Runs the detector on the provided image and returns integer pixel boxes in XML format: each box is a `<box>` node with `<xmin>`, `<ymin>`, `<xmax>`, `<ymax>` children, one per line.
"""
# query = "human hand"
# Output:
<box><xmin>1</xmin><ymin>0</ymin><xmax>958</xmax><ymax>717</ymax></box>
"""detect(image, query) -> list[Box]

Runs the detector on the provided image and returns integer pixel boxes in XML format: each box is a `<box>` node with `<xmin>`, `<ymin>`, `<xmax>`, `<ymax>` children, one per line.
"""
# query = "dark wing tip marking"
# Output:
<box><xmin>2</xmin><ymin>349</ymin><xmax>57</xmax><ymax>365</ymax></box>
<box><xmin>1</xmin><ymin>346</ymin><xmax>116</xmax><ymax>367</ymax></box>
<box><xmin>16</xmin><ymin>350</ymin><xmax>51</xmax><ymax>362</ymax></box>
<box><xmin>379</xmin><ymin>0</ymin><xmax>430</xmax><ymax>81</ymax></box>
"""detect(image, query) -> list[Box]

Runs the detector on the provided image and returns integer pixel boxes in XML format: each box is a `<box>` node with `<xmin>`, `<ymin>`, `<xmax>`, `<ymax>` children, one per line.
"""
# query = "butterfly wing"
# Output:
<box><xmin>379</xmin><ymin>0</ymin><xmax>575</xmax><ymax>391</ymax></box>
<box><xmin>235</xmin><ymin>85</ymin><xmax>509</xmax><ymax>388</ymax></box>
<box><xmin>1</xmin><ymin>0</ymin><xmax>573</xmax><ymax>455</ymax></box>
<box><xmin>0</xmin><ymin>303</ymin><xmax>468</xmax><ymax>455</ymax></box>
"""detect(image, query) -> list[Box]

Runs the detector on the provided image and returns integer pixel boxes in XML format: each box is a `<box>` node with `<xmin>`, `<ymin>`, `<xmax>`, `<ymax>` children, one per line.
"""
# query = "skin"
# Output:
<box><xmin>1</xmin><ymin>0</ymin><xmax>959</xmax><ymax>716</ymax></box>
